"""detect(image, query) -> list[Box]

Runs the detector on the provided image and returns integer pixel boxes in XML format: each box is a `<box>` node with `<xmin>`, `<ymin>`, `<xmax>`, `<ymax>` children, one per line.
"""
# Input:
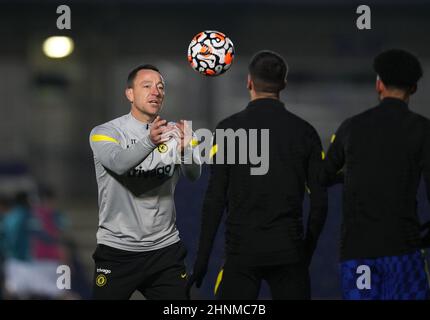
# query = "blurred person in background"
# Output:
<box><xmin>89</xmin><ymin>64</ymin><xmax>201</xmax><ymax>299</ymax></box>
<box><xmin>2</xmin><ymin>190</ymin><xmax>79</xmax><ymax>299</ymax></box>
<box><xmin>321</xmin><ymin>49</ymin><xmax>430</xmax><ymax>300</ymax></box>
<box><xmin>2</xmin><ymin>192</ymin><xmax>35</xmax><ymax>298</ymax></box>
<box><xmin>31</xmin><ymin>185</ymin><xmax>88</xmax><ymax>299</ymax></box>
<box><xmin>0</xmin><ymin>195</ymin><xmax>12</xmax><ymax>299</ymax></box>
<box><xmin>32</xmin><ymin>185</ymin><xmax>68</xmax><ymax>262</ymax></box>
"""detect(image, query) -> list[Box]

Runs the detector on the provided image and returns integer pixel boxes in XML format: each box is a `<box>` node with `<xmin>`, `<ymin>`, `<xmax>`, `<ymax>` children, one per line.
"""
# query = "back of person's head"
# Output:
<box><xmin>248</xmin><ymin>50</ymin><xmax>288</xmax><ymax>94</ymax></box>
<box><xmin>14</xmin><ymin>191</ymin><xmax>30</xmax><ymax>208</ymax></box>
<box><xmin>38</xmin><ymin>185</ymin><xmax>55</xmax><ymax>201</ymax></box>
<box><xmin>373</xmin><ymin>49</ymin><xmax>423</xmax><ymax>94</ymax></box>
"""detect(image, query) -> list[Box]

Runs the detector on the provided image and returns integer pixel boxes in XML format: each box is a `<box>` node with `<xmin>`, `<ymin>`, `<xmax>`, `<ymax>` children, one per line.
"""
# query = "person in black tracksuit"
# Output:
<box><xmin>187</xmin><ymin>51</ymin><xmax>328</xmax><ymax>299</ymax></box>
<box><xmin>321</xmin><ymin>49</ymin><xmax>430</xmax><ymax>300</ymax></box>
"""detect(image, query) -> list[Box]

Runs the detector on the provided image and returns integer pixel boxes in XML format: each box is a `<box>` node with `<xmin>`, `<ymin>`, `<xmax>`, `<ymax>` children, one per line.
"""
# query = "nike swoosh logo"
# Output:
<box><xmin>181</xmin><ymin>273</ymin><xmax>187</xmax><ymax>279</ymax></box>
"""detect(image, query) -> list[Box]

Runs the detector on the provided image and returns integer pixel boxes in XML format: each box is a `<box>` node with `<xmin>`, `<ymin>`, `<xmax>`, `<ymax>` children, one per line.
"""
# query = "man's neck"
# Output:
<box><xmin>380</xmin><ymin>91</ymin><xmax>409</xmax><ymax>103</ymax></box>
<box><xmin>250</xmin><ymin>91</ymin><xmax>279</xmax><ymax>101</ymax></box>
<box><xmin>130</xmin><ymin>107</ymin><xmax>155</xmax><ymax>123</ymax></box>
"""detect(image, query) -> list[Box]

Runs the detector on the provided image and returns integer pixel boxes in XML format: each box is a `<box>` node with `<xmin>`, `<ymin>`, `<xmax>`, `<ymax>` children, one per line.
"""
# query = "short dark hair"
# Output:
<box><xmin>15</xmin><ymin>191</ymin><xmax>30</xmax><ymax>208</ymax></box>
<box><xmin>373</xmin><ymin>49</ymin><xmax>423</xmax><ymax>92</ymax></box>
<box><xmin>248</xmin><ymin>50</ymin><xmax>288</xmax><ymax>93</ymax></box>
<box><xmin>127</xmin><ymin>64</ymin><xmax>161</xmax><ymax>88</ymax></box>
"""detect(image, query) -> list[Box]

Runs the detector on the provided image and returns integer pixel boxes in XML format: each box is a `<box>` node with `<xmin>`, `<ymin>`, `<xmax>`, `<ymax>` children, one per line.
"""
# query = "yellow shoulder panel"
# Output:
<box><xmin>91</xmin><ymin>134</ymin><xmax>119</xmax><ymax>144</ymax></box>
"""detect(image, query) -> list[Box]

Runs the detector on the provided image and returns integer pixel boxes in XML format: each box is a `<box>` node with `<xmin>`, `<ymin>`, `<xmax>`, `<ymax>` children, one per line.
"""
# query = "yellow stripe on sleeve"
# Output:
<box><xmin>91</xmin><ymin>135</ymin><xmax>119</xmax><ymax>144</ymax></box>
<box><xmin>330</xmin><ymin>134</ymin><xmax>336</xmax><ymax>144</ymax></box>
<box><xmin>209</xmin><ymin>144</ymin><xmax>218</xmax><ymax>159</ymax></box>
<box><xmin>321</xmin><ymin>151</ymin><xmax>325</xmax><ymax>160</ymax></box>
<box><xmin>190</xmin><ymin>138</ymin><xmax>199</xmax><ymax>147</ymax></box>
<box><xmin>214</xmin><ymin>268</ymin><xmax>224</xmax><ymax>296</ymax></box>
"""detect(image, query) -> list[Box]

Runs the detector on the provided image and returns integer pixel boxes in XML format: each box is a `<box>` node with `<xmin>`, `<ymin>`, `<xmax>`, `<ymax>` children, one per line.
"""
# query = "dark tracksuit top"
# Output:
<box><xmin>196</xmin><ymin>98</ymin><xmax>328</xmax><ymax>266</ymax></box>
<box><xmin>321</xmin><ymin>97</ymin><xmax>430</xmax><ymax>261</ymax></box>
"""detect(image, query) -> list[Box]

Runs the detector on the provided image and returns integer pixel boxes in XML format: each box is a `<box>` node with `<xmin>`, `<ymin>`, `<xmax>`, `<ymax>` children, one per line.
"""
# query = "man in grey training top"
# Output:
<box><xmin>89</xmin><ymin>64</ymin><xmax>201</xmax><ymax>300</ymax></box>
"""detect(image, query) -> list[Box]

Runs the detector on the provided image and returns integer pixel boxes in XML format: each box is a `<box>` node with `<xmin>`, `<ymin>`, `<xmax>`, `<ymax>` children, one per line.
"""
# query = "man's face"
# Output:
<box><xmin>127</xmin><ymin>69</ymin><xmax>165</xmax><ymax>117</ymax></box>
